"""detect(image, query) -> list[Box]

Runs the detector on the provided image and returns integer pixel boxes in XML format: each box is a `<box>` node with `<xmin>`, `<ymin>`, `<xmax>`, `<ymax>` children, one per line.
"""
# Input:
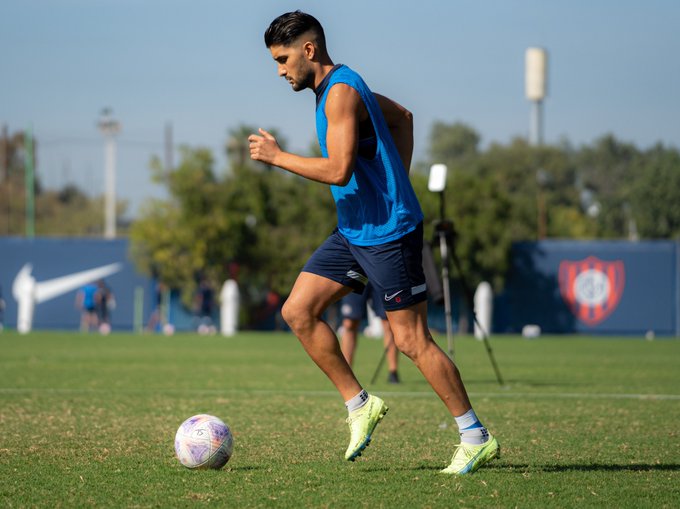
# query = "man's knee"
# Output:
<box><xmin>281</xmin><ymin>299</ymin><xmax>314</xmax><ymax>333</ymax></box>
<box><xmin>393</xmin><ymin>331</ymin><xmax>430</xmax><ymax>360</ymax></box>
<box><xmin>394</xmin><ymin>343</ymin><xmax>423</xmax><ymax>360</ymax></box>
<box><xmin>280</xmin><ymin>300</ymin><xmax>298</xmax><ymax>328</ymax></box>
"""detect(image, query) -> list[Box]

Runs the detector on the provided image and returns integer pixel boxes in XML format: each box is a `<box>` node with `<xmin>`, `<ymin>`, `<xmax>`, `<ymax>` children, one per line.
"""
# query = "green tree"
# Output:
<box><xmin>574</xmin><ymin>134</ymin><xmax>640</xmax><ymax>237</ymax></box>
<box><xmin>130</xmin><ymin>147</ymin><xmax>243</xmax><ymax>305</ymax></box>
<box><xmin>130</xmin><ymin>135</ymin><xmax>337</xmax><ymax>310</ymax></box>
<box><xmin>629</xmin><ymin>144</ymin><xmax>680</xmax><ymax>239</ymax></box>
<box><xmin>428</xmin><ymin>121</ymin><xmax>480</xmax><ymax>168</ymax></box>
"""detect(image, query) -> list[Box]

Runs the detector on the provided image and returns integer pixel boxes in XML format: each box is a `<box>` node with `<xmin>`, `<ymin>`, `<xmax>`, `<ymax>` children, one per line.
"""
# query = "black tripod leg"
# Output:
<box><xmin>370</xmin><ymin>344</ymin><xmax>389</xmax><ymax>385</ymax></box>
<box><xmin>449</xmin><ymin>249</ymin><xmax>505</xmax><ymax>387</ymax></box>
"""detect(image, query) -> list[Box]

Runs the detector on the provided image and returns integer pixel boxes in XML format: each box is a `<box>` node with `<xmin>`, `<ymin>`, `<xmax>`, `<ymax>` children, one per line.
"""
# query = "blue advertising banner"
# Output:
<box><xmin>494</xmin><ymin>240</ymin><xmax>680</xmax><ymax>336</ymax></box>
<box><xmin>0</xmin><ymin>237</ymin><xmax>150</xmax><ymax>331</ymax></box>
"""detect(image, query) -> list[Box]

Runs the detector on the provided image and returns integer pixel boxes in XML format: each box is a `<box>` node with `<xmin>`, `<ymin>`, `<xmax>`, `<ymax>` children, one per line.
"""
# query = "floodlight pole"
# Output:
<box><xmin>525</xmin><ymin>47</ymin><xmax>548</xmax><ymax>146</ymax></box>
<box><xmin>530</xmin><ymin>100</ymin><xmax>543</xmax><ymax>146</ymax></box>
<box><xmin>98</xmin><ymin>108</ymin><xmax>121</xmax><ymax>239</ymax></box>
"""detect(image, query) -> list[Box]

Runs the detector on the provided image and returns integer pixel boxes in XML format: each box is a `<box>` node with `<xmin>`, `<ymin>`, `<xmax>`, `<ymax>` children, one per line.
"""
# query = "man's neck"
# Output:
<box><xmin>313</xmin><ymin>59</ymin><xmax>336</xmax><ymax>91</ymax></box>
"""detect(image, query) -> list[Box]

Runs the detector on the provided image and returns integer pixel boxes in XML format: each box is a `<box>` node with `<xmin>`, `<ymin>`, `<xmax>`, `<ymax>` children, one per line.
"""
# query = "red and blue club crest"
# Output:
<box><xmin>558</xmin><ymin>256</ymin><xmax>625</xmax><ymax>326</ymax></box>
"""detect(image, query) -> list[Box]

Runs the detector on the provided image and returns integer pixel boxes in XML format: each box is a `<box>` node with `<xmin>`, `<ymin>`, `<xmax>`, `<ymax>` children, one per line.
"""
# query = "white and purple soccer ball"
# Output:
<box><xmin>174</xmin><ymin>414</ymin><xmax>233</xmax><ymax>469</ymax></box>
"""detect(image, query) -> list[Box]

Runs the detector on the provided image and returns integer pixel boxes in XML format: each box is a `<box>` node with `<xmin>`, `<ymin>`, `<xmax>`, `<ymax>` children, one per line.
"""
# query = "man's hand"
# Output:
<box><xmin>248</xmin><ymin>128</ymin><xmax>281</xmax><ymax>165</ymax></box>
<box><xmin>245</xmin><ymin>84</ymin><xmax>359</xmax><ymax>185</ymax></box>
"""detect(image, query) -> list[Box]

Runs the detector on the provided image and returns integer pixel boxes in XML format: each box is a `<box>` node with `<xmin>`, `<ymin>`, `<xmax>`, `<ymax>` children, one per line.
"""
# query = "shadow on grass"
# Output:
<box><xmin>359</xmin><ymin>463</ymin><xmax>680</xmax><ymax>474</ymax></box>
<box><xmin>226</xmin><ymin>465</ymin><xmax>264</xmax><ymax>472</ymax></box>
<box><xmin>359</xmin><ymin>464</ymin><xmax>442</xmax><ymax>473</ymax></box>
<box><xmin>497</xmin><ymin>463</ymin><xmax>680</xmax><ymax>472</ymax></box>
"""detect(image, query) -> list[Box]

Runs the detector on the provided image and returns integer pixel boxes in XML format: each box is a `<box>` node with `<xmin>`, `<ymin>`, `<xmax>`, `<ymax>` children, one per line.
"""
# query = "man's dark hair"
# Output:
<box><xmin>264</xmin><ymin>10</ymin><xmax>326</xmax><ymax>52</ymax></box>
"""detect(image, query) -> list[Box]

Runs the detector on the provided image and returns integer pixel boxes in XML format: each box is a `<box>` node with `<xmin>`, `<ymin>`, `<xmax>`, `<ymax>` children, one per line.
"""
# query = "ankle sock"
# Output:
<box><xmin>345</xmin><ymin>390</ymin><xmax>369</xmax><ymax>413</ymax></box>
<box><xmin>454</xmin><ymin>408</ymin><xmax>489</xmax><ymax>445</ymax></box>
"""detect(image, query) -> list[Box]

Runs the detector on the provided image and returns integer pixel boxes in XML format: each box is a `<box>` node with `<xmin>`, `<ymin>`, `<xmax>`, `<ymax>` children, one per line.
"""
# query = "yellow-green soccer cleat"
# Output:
<box><xmin>344</xmin><ymin>395</ymin><xmax>388</xmax><ymax>461</ymax></box>
<box><xmin>440</xmin><ymin>434</ymin><xmax>500</xmax><ymax>475</ymax></box>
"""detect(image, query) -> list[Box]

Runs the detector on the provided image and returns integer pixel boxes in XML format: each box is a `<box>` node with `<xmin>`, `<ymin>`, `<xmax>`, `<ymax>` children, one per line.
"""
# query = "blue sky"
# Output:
<box><xmin>2</xmin><ymin>1</ymin><xmax>679</xmax><ymax>217</ymax></box>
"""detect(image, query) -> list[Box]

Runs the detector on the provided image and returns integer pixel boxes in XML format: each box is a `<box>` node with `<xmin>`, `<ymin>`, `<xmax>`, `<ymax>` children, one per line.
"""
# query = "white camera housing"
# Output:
<box><xmin>428</xmin><ymin>164</ymin><xmax>447</xmax><ymax>192</ymax></box>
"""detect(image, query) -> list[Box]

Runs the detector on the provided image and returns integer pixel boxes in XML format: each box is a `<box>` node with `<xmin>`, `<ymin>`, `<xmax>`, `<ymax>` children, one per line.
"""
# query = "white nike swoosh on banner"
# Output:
<box><xmin>384</xmin><ymin>290</ymin><xmax>404</xmax><ymax>301</ymax></box>
<box><xmin>12</xmin><ymin>263</ymin><xmax>123</xmax><ymax>303</ymax></box>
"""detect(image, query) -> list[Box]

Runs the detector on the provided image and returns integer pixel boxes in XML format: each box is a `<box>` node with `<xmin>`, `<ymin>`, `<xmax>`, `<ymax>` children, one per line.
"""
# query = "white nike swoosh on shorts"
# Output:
<box><xmin>384</xmin><ymin>290</ymin><xmax>404</xmax><ymax>301</ymax></box>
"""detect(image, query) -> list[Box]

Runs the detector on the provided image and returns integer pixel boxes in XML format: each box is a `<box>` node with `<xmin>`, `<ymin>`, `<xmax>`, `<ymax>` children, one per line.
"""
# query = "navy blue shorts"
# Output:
<box><xmin>340</xmin><ymin>283</ymin><xmax>386</xmax><ymax>320</ymax></box>
<box><xmin>303</xmin><ymin>222</ymin><xmax>427</xmax><ymax>312</ymax></box>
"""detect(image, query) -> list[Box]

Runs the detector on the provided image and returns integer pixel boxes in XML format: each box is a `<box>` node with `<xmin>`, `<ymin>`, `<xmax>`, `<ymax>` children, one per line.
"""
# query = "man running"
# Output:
<box><xmin>249</xmin><ymin>10</ymin><xmax>499</xmax><ymax>474</ymax></box>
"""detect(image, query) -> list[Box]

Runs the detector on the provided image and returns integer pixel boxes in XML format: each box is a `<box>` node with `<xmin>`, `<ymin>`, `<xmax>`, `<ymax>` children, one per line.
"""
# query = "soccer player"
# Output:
<box><xmin>339</xmin><ymin>282</ymin><xmax>401</xmax><ymax>384</ymax></box>
<box><xmin>249</xmin><ymin>10</ymin><xmax>499</xmax><ymax>474</ymax></box>
<box><xmin>75</xmin><ymin>282</ymin><xmax>98</xmax><ymax>333</ymax></box>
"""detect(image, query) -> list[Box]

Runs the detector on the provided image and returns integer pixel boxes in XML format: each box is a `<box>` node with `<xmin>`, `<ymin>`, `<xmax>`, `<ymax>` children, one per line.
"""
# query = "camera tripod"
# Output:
<box><xmin>432</xmin><ymin>218</ymin><xmax>504</xmax><ymax>386</ymax></box>
<box><xmin>370</xmin><ymin>219</ymin><xmax>504</xmax><ymax>387</ymax></box>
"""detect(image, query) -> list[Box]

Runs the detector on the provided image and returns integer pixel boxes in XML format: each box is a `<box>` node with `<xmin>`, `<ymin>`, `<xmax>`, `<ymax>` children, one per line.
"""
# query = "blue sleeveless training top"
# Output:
<box><xmin>315</xmin><ymin>65</ymin><xmax>423</xmax><ymax>246</ymax></box>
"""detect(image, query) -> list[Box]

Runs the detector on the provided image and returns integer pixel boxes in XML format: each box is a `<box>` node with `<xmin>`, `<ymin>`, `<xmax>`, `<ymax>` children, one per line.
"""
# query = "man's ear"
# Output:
<box><xmin>302</xmin><ymin>40</ymin><xmax>316</xmax><ymax>61</ymax></box>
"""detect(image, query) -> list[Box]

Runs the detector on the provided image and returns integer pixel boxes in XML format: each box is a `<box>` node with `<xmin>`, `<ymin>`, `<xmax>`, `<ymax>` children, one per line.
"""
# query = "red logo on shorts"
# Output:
<box><xmin>395</xmin><ymin>297</ymin><xmax>402</xmax><ymax>303</ymax></box>
<box><xmin>558</xmin><ymin>256</ymin><xmax>625</xmax><ymax>326</ymax></box>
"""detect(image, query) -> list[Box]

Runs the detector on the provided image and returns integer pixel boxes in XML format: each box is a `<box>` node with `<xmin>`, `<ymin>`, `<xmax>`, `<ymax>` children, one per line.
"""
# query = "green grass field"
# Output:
<box><xmin>1</xmin><ymin>331</ymin><xmax>678</xmax><ymax>508</ymax></box>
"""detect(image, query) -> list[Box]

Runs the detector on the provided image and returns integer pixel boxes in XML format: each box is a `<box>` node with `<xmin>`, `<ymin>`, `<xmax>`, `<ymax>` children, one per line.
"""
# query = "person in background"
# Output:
<box><xmin>146</xmin><ymin>281</ymin><xmax>166</xmax><ymax>333</ymax></box>
<box><xmin>194</xmin><ymin>277</ymin><xmax>216</xmax><ymax>334</ymax></box>
<box><xmin>95</xmin><ymin>279</ymin><xmax>115</xmax><ymax>335</ymax></box>
<box><xmin>76</xmin><ymin>282</ymin><xmax>98</xmax><ymax>332</ymax></box>
<box><xmin>340</xmin><ymin>282</ymin><xmax>400</xmax><ymax>384</ymax></box>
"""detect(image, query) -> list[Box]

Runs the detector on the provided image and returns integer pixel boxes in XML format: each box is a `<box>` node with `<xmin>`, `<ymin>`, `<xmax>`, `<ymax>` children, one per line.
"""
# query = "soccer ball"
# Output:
<box><xmin>174</xmin><ymin>414</ymin><xmax>233</xmax><ymax>469</ymax></box>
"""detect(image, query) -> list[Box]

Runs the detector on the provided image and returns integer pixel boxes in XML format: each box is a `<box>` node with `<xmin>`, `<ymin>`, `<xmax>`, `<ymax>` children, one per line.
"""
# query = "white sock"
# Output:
<box><xmin>345</xmin><ymin>390</ymin><xmax>369</xmax><ymax>413</ymax></box>
<box><xmin>454</xmin><ymin>408</ymin><xmax>489</xmax><ymax>445</ymax></box>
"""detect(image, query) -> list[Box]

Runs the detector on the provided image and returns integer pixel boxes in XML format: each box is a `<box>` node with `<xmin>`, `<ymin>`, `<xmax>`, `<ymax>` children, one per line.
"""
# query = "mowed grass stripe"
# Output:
<box><xmin>1</xmin><ymin>386</ymin><xmax>680</xmax><ymax>401</ymax></box>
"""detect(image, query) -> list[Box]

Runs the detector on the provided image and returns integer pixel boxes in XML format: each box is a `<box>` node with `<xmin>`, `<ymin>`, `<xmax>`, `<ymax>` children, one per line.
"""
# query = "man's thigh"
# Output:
<box><xmin>287</xmin><ymin>271</ymin><xmax>353</xmax><ymax>318</ymax></box>
<box><xmin>293</xmin><ymin>229</ymin><xmax>365</xmax><ymax>316</ymax></box>
<box><xmin>302</xmin><ymin>228</ymin><xmax>368</xmax><ymax>294</ymax></box>
<box><xmin>350</xmin><ymin>223</ymin><xmax>427</xmax><ymax>312</ymax></box>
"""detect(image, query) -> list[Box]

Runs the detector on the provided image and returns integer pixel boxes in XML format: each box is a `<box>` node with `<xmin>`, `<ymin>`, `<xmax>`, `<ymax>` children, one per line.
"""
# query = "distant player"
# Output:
<box><xmin>249</xmin><ymin>11</ymin><xmax>499</xmax><ymax>474</ymax></box>
<box><xmin>76</xmin><ymin>282</ymin><xmax>98</xmax><ymax>332</ymax></box>
<box><xmin>339</xmin><ymin>283</ymin><xmax>400</xmax><ymax>384</ymax></box>
<box><xmin>95</xmin><ymin>279</ymin><xmax>115</xmax><ymax>334</ymax></box>
<box><xmin>194</xmin><ymin>277</ymin><xmax>216</xmax><ymax>334</ymax></box>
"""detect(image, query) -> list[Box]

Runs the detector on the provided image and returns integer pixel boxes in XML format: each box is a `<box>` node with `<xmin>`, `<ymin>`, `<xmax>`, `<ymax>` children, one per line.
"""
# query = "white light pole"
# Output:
<box><xmin>98</xmin><ymin>108</ymin><xmax>121</xmax><ymax>239</ymax></box>
<box><xmin>525</xmin><ymin>48</ymin><xmax>548</xmax><ymax>146</ymax></box>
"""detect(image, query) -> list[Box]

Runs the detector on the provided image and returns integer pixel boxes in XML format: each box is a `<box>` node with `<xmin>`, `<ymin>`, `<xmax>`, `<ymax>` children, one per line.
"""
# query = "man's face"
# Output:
<box><xmin>269</xmin><ymin>41</ymin><xmax>315</xmax><ymax>92</ymax></box>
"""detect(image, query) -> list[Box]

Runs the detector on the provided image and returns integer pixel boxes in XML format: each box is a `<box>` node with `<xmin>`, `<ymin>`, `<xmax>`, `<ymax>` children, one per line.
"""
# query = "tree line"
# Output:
<box><xmin>2</xmin><ymin>122</ymin><xmax>679</xmax><ymax>320</ymax></box>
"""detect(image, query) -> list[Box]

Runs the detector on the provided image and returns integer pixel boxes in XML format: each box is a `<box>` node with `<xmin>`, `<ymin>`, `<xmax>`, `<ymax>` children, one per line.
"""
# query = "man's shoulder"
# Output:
<box><xmin>330</xmin><ymin>65</ymin><xmax>361</xmax><ymax>82</ymax></box>
<box><xmin>327</xmin><ymin>66</ymin><xmax>370</xmax><ymax>97</ymax></box>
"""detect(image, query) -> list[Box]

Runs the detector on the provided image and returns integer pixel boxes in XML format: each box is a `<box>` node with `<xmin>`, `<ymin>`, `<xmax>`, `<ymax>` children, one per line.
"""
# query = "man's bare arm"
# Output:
<box><xmin>374</xmin><ymin>93</ymin><xmax>414</xmax><ymax>173</ymax></box>
<box><xmin>249</xmin><ymin>84</ymin><xmax>360</xmax><ymax>186</ymax></box>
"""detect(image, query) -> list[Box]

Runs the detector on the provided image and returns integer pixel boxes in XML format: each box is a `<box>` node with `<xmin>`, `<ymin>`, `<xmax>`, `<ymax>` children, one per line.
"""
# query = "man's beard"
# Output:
<box><xmin>292</xmin><ymin>69</ymin><xmax>315</xmax><ymax>92</ymax></box>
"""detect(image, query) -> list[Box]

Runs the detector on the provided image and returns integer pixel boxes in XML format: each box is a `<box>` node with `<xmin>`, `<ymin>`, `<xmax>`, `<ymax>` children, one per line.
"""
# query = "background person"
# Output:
<box><xmin>194</xmin><ymin>277</ymin><xmax>216</xmax><ymax>334</ymax></box>
<box><xmin>146</xmin><ymin>281</ymin><xmax>167</xmax><ymax>333</ymax></box>
<box><xmin>340</xmin><ymin>282</ymin><xmax>400</xmax><ymax>384</ymax></box>
<box><xmin>75</xmin><ymin>282</ymin><xmax>98</xmax><ymax>332</ymax></box>
<box><xmin>95</xmin><ymin>279</ymin><xmax>115</xmax><ymax>334</ymax></box>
